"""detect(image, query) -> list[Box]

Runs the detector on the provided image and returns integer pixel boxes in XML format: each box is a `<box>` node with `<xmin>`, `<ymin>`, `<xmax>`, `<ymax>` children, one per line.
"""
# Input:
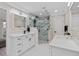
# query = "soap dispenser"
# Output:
<box><xmin>27</xmin><ymin>25</ymin><xmax>30</xmax><ymax>32</ymax></box>
<box><xmin>24</xmin><ymin>30</ymin><xmax>26</xmax><ymax>34</ymax></box>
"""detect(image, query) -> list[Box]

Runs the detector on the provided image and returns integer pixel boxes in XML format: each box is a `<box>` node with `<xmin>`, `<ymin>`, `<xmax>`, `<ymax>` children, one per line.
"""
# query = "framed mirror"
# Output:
<box><xmin>14</xmin><ymin>14</ymin><xmax>26</xmax><ymax>28</ymax></box>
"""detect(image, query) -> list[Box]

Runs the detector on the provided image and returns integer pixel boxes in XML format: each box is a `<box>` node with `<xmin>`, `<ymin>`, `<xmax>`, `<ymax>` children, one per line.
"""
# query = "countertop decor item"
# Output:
<box><xmin>27</xmin><ymin>25</ymin><xmax>30</xmax><ymax>32</ymax></box>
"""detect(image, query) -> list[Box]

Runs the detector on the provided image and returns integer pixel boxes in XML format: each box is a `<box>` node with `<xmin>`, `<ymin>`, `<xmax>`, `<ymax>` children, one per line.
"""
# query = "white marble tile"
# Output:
<box><xmin>22</xmin><ymin>44</ymin><xmax>50</xmax><ymax>56</ymax></box>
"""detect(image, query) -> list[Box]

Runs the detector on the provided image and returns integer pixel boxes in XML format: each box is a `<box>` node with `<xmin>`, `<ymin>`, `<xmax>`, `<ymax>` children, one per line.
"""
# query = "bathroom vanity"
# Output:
<box><xmin>49</xmin><ymin>35</ymin><xmax>79</xmax><ymax>56</ymax></box>
<box><xmin>7</xmin><ymin>28</ymin><xmax>38</xmax><ymax>56</ymax></box>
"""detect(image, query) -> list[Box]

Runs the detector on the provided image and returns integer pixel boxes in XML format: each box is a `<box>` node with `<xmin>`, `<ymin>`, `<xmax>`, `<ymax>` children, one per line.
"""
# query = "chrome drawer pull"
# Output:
<box><xmin>17</xmin><ymin>50</ymin><xmax>21</xmax><ymax>53</ymax></box>
<box><xmin>17</xmin><ymin>38</ymin><xmax>21</xmax><ymax>40</ymax></box>
<box><xmin>29</xmin><ymin>38</ymin><xmax>31</xmax><ymax>41</ymax></box>
<box><xmin>17</xmin><ymin>43</ymin><xmax>22</xmax><ymax>46</ymax></box>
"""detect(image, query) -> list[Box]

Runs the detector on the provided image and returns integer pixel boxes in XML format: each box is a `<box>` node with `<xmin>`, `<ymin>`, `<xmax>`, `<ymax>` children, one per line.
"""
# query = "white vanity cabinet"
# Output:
<box><xmin>16</xmin><ymin>36</ymin><xmax>23</xmax><ymax>55</ymax></box>
<box><xmin>8</xmin><ymin>33</ymin><xmax>35</xmax><ymax>56</ymax></box>
<box><xmin>22</xmin><ymin>33</ymin><xmax>35</xmax><ymax>54</ymax></box>
<box><xmin>22</xmin><ymin>35</ymin><xmax>29</xmax><ymax>52</ymax></box>
<box><xmin>28</xmin><ymin>34</ymin><xmax>35</xmax><ymax>47</ymax></box>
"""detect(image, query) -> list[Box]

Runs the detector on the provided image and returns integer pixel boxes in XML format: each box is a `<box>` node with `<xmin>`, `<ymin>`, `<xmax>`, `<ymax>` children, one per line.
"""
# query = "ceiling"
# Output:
<box><xmin>71</xmin><ymin>2</ymin><xmax>79</xmax><ymax>14</ymax></box>
<box><xmin>0</xmin><ymin>2</ymin><xmax>79</xmax><ymax>20</ymax></box>
<box><xmin>6</xmin><ymin>2</ymin><xmax>68</xmax><ymax>16</ymax></box>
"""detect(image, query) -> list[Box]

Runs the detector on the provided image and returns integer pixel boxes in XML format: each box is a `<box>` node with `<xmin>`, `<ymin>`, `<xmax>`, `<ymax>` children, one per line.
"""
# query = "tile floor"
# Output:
<box><xmin>0</xmin><ymin>44</ymin><xmax>50</xmax><ymax>56</ymax></box>
<box><xmin>22</xmin><ymin>44</ymin><xmax>51</xmax><ymax>56</ymax></box>
<box><xmin>0</xmin><ymin>47</ymin><xmax>6</xmax><ymax>56</ymax></box>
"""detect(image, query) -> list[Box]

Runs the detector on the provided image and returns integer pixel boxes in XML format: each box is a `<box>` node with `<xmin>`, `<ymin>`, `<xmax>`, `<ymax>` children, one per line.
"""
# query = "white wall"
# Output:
<box><xmin>53</xmin><ymin>15</ymin><xmax>64</xmax><ymax>35</ymax></box>
<box><xmin>49</xmin><ymin>15</ymin><xmax>65</xmax><ymax>41</ymax></box>
<box><xmin>72</xmin><ymin>14</ymin><xmax>79</xmax><ymax>30</ymax></box>
<box><xmin>48</xmin><ymin>16</ymin><xmax>54</xmax><ymax>41</ymax></box>
<box><xmin>72</xmin><ymin>13</ymin><xmax>79</xmax><ymax>39</ymax></box>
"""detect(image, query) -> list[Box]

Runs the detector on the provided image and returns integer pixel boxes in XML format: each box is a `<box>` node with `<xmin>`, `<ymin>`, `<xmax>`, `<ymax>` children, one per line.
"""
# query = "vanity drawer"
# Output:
<box><xmin>17</xmin><ymin>43</ymin><xmax>22</xmax><ymax>48</ymax></box>
<box><xmin>17</xmin><ymin>38</ymin><xmax>22</xmax><ymax>43</ymax></box>
<box><xmin>17</xmin><ymin>40</ymin><xmax>22</xmax><ymax>44</ymax></box>
<box><xmin>17</xmin><ymin>37</ymin><xmax>22</xmax><ymax>40</ymax></box>
<box><xmin>17</xmin><ymin>42</ymin><xmax>22</xmax><ymax>46</ymax></box>
<box><xmin>16</xmin><ymin>49</ymin><xmax>22</xmax><ymax>55</ymax></box>
<box><xmin>16</xmin><ymin>45</ymin><xmax>23</xmax><ymax>55</ymax></box>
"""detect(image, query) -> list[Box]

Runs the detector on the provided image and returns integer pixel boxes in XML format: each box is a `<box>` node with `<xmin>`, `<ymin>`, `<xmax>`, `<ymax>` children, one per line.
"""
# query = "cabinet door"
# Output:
<box><xmin>23</xmin><ymin>35</ymin><xmax>29</xmax><ymax>52</ymax></box>
<box><xmin>19</xmin><ymin>34</ymin><xmax>35</xmax><ymax>54</ymax></box>
<box><xmin>28</xmin><ymin>34</ymin><xmax>35</xmax><ymax>48</ymax></box>
<box><xmin>16</xmin><ymin>37</ymin><xmax>23</xmax><ymax>55</ymax></box>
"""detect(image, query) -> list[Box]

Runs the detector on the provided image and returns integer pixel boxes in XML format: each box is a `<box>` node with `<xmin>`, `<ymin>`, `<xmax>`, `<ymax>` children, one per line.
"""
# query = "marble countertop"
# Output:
<box><xmin>9</xmin><ymin>27</ymin><xmax>37</xmax><ymax>37</ymax></box>
<box><xmin>49</xmin><ymin>35</ymin><xmax>79</xmax><ymax>52</ymax></box>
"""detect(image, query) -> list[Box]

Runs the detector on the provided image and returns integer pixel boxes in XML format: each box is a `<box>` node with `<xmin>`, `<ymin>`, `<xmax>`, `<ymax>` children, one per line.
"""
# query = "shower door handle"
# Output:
<box><xmin>38</xmin><ymin>29</ymin><xmax>40</xmax><ymax>32</ymax></box>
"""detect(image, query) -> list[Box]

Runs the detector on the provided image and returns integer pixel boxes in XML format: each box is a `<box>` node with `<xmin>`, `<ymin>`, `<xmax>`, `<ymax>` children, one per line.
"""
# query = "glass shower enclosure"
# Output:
<box><xmin>29</xmin><ymin>16</ymin><xmax>50</xmax><ymax>44</ymax></box>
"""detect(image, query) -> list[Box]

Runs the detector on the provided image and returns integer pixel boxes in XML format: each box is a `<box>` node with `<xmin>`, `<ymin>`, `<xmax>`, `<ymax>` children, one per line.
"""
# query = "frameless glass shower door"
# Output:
<box><xmin>36</xmin><ymin>19</ymin><xmax>49</xmax><ymax>44</ymax></box>
<box><xmin>29</xmin><ymin>16</ymin><xmax>50</xmax><ymax>44</ymax></box>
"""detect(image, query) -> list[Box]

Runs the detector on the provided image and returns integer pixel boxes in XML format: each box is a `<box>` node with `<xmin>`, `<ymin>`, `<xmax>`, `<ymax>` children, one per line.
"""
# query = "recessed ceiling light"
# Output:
<box><xmin>54</xmin><ymin>10</ymin><xmax>58</xmax><ymax>13</ymax></box>
<box><xmin>40</xmin><ymin>13</ymin><xmax>42</xmax><ymax>15</ymax></box>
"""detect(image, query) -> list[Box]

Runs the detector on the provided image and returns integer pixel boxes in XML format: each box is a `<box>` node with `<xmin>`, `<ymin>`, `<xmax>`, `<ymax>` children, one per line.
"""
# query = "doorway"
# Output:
<box><xmin>0</xmin><ymin>8</ymin><xmax>7</xmax><ymax>56</ymax></box>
